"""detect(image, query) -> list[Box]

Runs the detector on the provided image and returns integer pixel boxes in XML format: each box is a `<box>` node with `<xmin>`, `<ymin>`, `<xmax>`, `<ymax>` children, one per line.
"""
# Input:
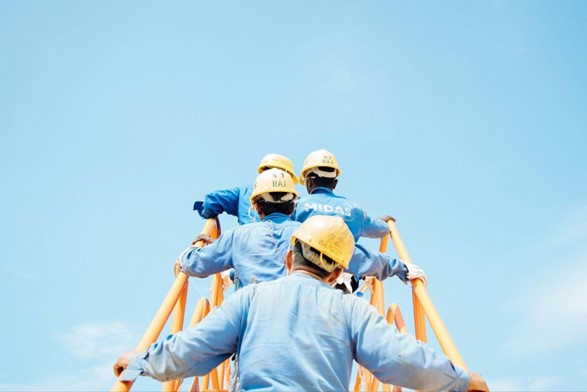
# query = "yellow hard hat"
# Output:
<box><xmin>299</xmin><ymin>149</ymin><xmax>341</xmax><ymax>185</ymax></box>
<box><xmin>291</xmin><ymin>215</ymin><xmax>354</xmax><ymax>271</ymax></box>
<box><xmin>258</xmin><ymin>153</ymin><xmax>299</xmax><ymax>184</ymax></box>
<box><xmin>250</xmin><ymin>168</ymin><xmax>299</xmax><ymax>205</ymax></box>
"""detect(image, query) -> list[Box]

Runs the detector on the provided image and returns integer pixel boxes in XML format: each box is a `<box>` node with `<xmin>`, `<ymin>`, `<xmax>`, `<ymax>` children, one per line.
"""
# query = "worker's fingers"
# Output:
<box><xmin>113</xmin><ymin>361</ymin><xmax>125</xmax><ymax>377</ymax></box>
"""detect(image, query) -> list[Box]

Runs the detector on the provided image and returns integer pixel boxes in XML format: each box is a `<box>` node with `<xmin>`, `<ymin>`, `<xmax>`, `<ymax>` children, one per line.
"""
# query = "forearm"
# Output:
<box><xmin>352</xmin><ymin>302</ymin><xmax>469</xmax><ymax>392</ymax></box>
<box><xmin>347</xmin><ymin>244</ymin><xmax>408</xmax><ymax>281</ymax></box>
<box><xmin>180</xmin><ymin>246</ymin><xmax>228</xmax><ymax>277</ymax></box>
<box><xmin>119</xmin><ymin>294</ymin><xmax>248</xmax><ymax>383</ymax></box>
<box><xmin>361</xmin><ymin>218</ymin><xmax>390</xmax><ymax>238</ymax></box>
<box><xmin>119</xmin><ymin>332</ymin><xmax>231</xmax><ymax>382</ymax></box>
<box><xmin>201</xmin><ymin>189</ymin><xmax>240</xmax><ymax>217</ymax></box>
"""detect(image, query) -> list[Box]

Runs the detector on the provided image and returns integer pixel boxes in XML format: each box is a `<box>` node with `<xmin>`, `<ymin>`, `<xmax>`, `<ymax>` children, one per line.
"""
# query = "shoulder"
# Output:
<box><xmin>341</xmin><ymin>294</ymin><xmax>379</xmax><ymax>319</ymax></box>
<box><xmin>232</xmin><ymin>221</ymin><xmax>266</xmax><ymax>234</ymax></box>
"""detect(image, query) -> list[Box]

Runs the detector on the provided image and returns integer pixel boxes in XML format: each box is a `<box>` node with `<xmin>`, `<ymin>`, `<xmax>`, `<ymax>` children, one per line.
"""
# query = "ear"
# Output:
<box><xmin>326</xmin><ymin>267</ymin><xmax>343</xmax><ymax>285</ymax></box>
<box><xmin>254</xmin><ymin>202</ymin><xmax>265</xmax><ymax>219</ymax></box>
<box><xmin>286</xmin><ymin>201</ymin><xmax>295</xmax><ymax>216</ymax></box>
<box><xmin>332</xmin><ymin>178</ymin><xmax>338</xmax><ymax>190</ymax></box>
<box><xmin>306</xmin><ymin>177</ymin><xmax>314</xmax><ymax>193</ymax></box>
<box><xmin>285</xmin><ymin>249</ymin><xmax>293</xmax><ymax>273</ymax></box>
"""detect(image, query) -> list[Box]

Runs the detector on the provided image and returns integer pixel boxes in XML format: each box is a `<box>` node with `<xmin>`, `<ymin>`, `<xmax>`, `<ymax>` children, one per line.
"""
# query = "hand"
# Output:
<box><xmin>406</xmin><ymin>263</ymin><xmax>427</xmax><ymax>286</ymax></box>
<box><xmin>113</xmin><ymin>351</ymin><xmax>138</xmax><ymax>378</ymax></box>
<box><xmin>191</xmin><ymin>234</ymin><xmax>216</xmax><ymax>247</ymax></box>
<box><xmin>467</xmin><ymin>371</ymin><xmax>489</xmax><ymax>392</ymax></box>
<box><xmin>174</xmin><ymin>259</ymin><xmax>183</xmax><ymax>275</ymax></box>
<box><xmin>222</xmin><ymin>269</ymin><xmax>235</xmax><ymax>289</ymax></box>
<box><xmin>379</xmin><ymin>215</ymin><xmax>395</xmax><ymax>223</ymax></box>
<box><xmin>193</xmin><ymin>201</ymin><xmax>204</xmax><ymax>214</ymax></box>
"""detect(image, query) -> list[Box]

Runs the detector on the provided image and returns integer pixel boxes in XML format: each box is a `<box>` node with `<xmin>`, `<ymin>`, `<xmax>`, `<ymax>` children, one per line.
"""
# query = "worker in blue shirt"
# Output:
<box><xmin>114</xmin><ymin>215</ymin><xmax>488</xmax><ymax>392</ymax></box>
<box><xmin>181</xmin><ymin>167</ymin><xmax>299</xmax><ymax>289</ymax></box>
<box><xmin>294</xmin><ymin>149</ymin><xmax>400</xmax><ymax>293</ymax></box>
<box><xmin>293</xmin><ymin>148</ymin><xmax>391</xmax><ymax>242</ymax></box>
<box><xmin>179</xmin><ymin>168</ymin><xmax>426</xmax><ymax>290</ymax></box>
<box><xmin>193</xmin><ymin>153</ymin><xmax>299</xmax><ymax>225</ymax></box>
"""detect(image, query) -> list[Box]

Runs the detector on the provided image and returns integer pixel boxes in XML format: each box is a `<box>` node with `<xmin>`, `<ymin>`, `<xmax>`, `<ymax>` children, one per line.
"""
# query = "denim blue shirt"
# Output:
<box><xmin>181</xmin><ymin>212</ymin><xmax>297</xmax><ymax>289</ymax></box>
<box><xmin>197</xmin><ymin>184</ymin><xmax>259</xmax><ymax>225</ymax></box>
<box><xmin>120</xmin><ymin>274</ymin><xmax>469</xmax><ymax>391</ymax></box>
<box><xmin>293</xmin><ymin>187</ymin><xmax>389</xmax><ymax>242</ymax></box>
<box><xmin>180</xmin><ymin>213</ymin><xmax>409</xmax><ymax>289</ymax></box>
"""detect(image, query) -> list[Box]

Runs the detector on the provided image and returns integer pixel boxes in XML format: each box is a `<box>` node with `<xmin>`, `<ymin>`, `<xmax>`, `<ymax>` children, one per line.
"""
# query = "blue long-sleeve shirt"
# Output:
<box><xmin>180</xmin><ymin>213</ymin><xmax>409</xmax><ymax>289</ymax></box>
<box><xmin>181</xmin><ymin>213</ymin><xmax>297</xmax><ymax>289</ymax></box>
<box><xmin>293</xmin><ymin>187</ymin><xmax>389</xmax><ymax>242</ymax></box>
<box><xmin>196</xmin><ymin>184</ymin><xmax>259</xmax><ymax>225</ymax></box>
<box><xmin>120</xmin><ymin>273</ymin><xmax>470</xmax><ymax>391</ymax></box>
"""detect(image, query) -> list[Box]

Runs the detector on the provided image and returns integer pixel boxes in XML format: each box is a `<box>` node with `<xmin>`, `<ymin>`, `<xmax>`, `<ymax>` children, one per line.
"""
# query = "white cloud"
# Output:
<box><xmin>0</xmin><ymin>365</ymin><xmax>116</xmax><ymax>392</ymax></box>
<box><xmin>0</xmin><ymin>322</ymin><xmax>145</xmax><ymax>391</ymax></box>
<box><xmin>58</xmin><ymin>321</ymin><xmax>137</xmax><ymax>360</ymax></box>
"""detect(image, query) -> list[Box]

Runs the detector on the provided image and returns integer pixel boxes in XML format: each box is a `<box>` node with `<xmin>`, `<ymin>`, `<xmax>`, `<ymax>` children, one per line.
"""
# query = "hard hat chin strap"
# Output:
<box><xmin>301</xmin><ymin>243</ymin><xmax>337</xmax><ymax>273</ymax></box>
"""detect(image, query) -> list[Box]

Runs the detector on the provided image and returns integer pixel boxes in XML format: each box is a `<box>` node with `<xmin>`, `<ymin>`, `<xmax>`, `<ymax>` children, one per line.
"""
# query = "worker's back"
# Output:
<box><xmin>236</xmin><ymin>273</ymin><xmax>468</xmax><ymax>391</ymax></box>
<box><xmin>238</xmin><ymin>273</ymin><xmax>353</xmax><ymax>391</ymax></box>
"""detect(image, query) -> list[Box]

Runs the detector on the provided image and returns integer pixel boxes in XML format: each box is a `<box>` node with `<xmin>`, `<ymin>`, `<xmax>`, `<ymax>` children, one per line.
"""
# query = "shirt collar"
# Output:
<box><xmin>262</xmin><ymin>212</ymin><xmax>293</xmax><ymax>223</ymax></box>
<box><xmin>310</xmin><ymin>186</ymin><xmax>335</xmax><ymax>195</ymax></box>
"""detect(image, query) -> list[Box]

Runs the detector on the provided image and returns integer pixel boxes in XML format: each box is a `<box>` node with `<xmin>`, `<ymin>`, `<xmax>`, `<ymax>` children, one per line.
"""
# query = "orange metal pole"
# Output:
<box><xmin>386</xmin><ymin>304</ymin><xmax>408</xmax><ymax>334</ymax></box>
<box><xmin>163</xmin><ymin>275</ymin><xmax>189</xmax><ymax>392</ymax></box>
<box><xmin>375</xmin><ymin>235</ymin><xmax>389</xmax><ymax>316</ymax></box>
<box><xmin>386</xmin><ymin>219</ymin><xmax>468</xmax><ymax>370</ymax></box>
<box><xmin>188</xmin><ymin>298</ymin><xmax>211</xmax><ymax>392</ymax></box>
<box><xmin>189</xmin><ymin>298</ymin><xmax>211</xmax><ymax>327</ymax></box>
<box><xmin>385</xmin><ymin>219</ymin><xmax>427</xmax><ymax>343</ymax></box>
<box><xmin>111</xmin><ymin>273</ymin><xmax>188</xmax><ymax>392</ymax></box>
<box><xmin>411</xmin><ymin>280</ymin><xmax>468</xmax><ymax>370</ymax></box>
<box><xmin>111</xmin><ymin>219</ymin><xmax>218</xmax><ymax>392</ymax></box>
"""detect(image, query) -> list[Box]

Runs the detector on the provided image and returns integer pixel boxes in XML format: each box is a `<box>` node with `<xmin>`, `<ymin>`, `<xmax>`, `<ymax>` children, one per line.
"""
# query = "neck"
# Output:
<box><xmin>290</xmin><ymin>267</ymin><xmax>331</xmax><ymax>283</ymax></box>
<box><xmin>291</xmin><ymin>267</ymin><xmax>328</xmax><ymax>283</ymax></box>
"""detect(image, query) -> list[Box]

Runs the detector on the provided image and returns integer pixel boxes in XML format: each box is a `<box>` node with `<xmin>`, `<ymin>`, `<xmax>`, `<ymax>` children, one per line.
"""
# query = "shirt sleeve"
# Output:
<box><xmin>359</xmin><ymin>210</ymin><xmax>390</xmax><ymax>239</ymax></box>
<box><xmin>346</xmin><ymin>244</ymin><xmax>409</xmax><ymax>282</ymax></box>
<box><xmin>200</xmin><ymin>187</ymin><xmax>241</xmax><ymax>218</ymax></box>
<box><xmin>119</xmin><ymin>286</ymin><xmax>255</xmax><ymax>382</ymax></box>
<box><xmin>180</xmin><ymin>231</ymin><xmax>236</xmax><ymax>277</ymax></box>
<box><xmin>346</xmin><ymin>298</ymin><xmax>470</xmax><ymax>392</ymax></box>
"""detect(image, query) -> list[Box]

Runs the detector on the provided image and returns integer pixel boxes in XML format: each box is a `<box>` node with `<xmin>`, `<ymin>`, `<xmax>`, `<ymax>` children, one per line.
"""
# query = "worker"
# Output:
<box><xmin>114</xmin><ymin>215</ymin><xmax>488</xmax><ymax>392</ymax></box>
<box><xmin>193</xmin><ymin>153</ymin><xmax>298</xmax><ymax>225</ymax></box>
<box><xmin>180</xmin><ymin>168</ymin><xmax>426</xmax><ymax>290</ymax></box>
<box><xmin>294</xmin><ymin>148</ymin><xmax>391</xmax><ymax>242</ymax></box>
<box><xmin>181</xmin><ymin>167</ymin><xmax>299</xmax><ymax>289</ymax></box>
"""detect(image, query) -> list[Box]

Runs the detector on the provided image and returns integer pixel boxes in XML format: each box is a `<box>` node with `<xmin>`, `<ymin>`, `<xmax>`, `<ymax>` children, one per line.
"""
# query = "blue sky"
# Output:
<box><xmin>1</xmin><ymin>1</ymin><xmax>587</xmax><ymax>390</ymax></box>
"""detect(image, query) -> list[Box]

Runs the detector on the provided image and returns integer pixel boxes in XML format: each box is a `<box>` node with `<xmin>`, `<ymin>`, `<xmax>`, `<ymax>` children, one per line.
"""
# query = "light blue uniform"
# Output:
<box><xmin>293</xmin><ymin>187</ymin><xmax>389</xmax><ymax>242</ymax></box>
<box><xmin>181</xmin><ymin>213</ymin><xmax>409</xmax><ymax>289</ymax></box>
<box><xmin>195</xmin><ymin>184</ymin><xmax>259</xmax><ymax>225</ymax></box>
<box><xmin>181</xmin><ymin>212</ymin><xmax>296</xmax><ymax>289</ymax></box>
<box><xmin>120</xmin><ymin>273</ymin><xmax>470</xmax><ymax>391</ymax></box>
